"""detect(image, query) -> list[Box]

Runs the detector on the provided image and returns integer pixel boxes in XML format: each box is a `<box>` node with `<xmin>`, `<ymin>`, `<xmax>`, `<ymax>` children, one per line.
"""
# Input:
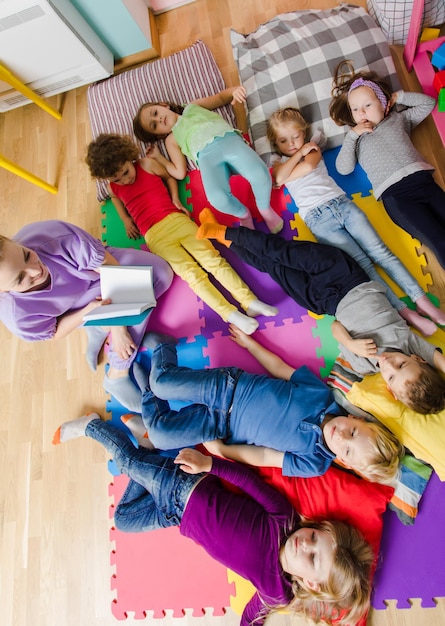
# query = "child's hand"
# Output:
<box><xmin>123</xmin><ymin>217</ymin><xmax>140</xmax><ymax>240</ymax></box>
<box><xmin>231</xmin><ymin>86</ymin><xmax>247</xmax><ymax>105</ymax></box>
<box><xmin>229</xmin><ymin>323</ymin><xmax>254</xmax><ymax>348</ymax></box>
<box><xmin>353</xmin><ymin>121</ymin><xmax>374</xmax><ymax>135</ymax></box>
<box><xmin>174</xmin><ymin>448</ymin><xmax>212</xmax><ymax>474</ymax></box>
<box><xmin>83</xmin><ymin>297</ymin><xmax>112</xmax><ymax>313</ymax></box>
<box><xmin>172</xmin><ymin>198</ymin><xmax>189</xmax><ymax>214</ymax></box>
<box><xmin>386</xmin><ymin>92</ymin><xmax>398</xmax><ymax>114</ymax></box>
<box><xmin>145</xmin><ymin>143</ymin><xmax>161</xmax><ymax>159</ymax></box>
<box><xmin>301</xmin><ymin>141</ymin><xmax>320</xmax><ymax>157</ymax></box>
<box><xmin>350</xmin><ymin>337</ymin><xmax>377</xmax><ymax>358</ymax></box>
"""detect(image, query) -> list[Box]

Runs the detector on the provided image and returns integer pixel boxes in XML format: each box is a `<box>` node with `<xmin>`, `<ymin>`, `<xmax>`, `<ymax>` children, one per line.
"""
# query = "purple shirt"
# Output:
<box><xmin>0</xmin><ymin>220</ymin><xmax>173</xmax><ymax>367</ymax></box>
<box><xmin>0</xmin><ymin>220</ymin><xmax>106</xmax><ymax>341</ymax></box>
<box><xmin>180</xmin><ymin>457</ymin><xmax>296</xmax><ymax>626</ymax></box>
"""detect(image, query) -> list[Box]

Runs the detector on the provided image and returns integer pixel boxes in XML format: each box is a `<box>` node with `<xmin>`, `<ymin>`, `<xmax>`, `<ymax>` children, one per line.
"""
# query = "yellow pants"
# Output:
<box><xmin>145</xmin><ymin>212</ymin><xmax>256</xmax><ymax>321</ymax></box>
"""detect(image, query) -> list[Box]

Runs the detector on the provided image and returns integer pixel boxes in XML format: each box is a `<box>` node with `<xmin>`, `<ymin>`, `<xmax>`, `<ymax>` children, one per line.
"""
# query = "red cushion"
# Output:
<box><xmin>257</xmin><ymin>465</ymin><xmax>393</xmax><ymax>555</ymax></box>
<box><xmin>257</xmin><ymin>467</ymin><xmax>394</xmax><ymax>626</ymax></box>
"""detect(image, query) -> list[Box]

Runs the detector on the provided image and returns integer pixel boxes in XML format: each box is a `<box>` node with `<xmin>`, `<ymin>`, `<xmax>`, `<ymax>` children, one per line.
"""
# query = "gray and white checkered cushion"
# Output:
<box><xmin>367</xmin><ymin>0</ymin><xmax>445</xmax><ymax>45</ymax></box>
<box><xmin>87</xmin><ymin>40</ymin><xmax>235</xmax><ymax>201</ymax></box>
<box><xmin>230</xmin><ymin>3</ymin><xmax>400</xmax><ymax>166</ymax></box>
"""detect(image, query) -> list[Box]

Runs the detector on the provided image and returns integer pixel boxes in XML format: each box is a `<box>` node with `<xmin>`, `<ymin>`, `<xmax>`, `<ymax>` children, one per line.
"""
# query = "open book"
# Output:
<box><xmin>83</xmin><ymin>265</ymin><xmax>156</xmax><ymax>324</ymax></box>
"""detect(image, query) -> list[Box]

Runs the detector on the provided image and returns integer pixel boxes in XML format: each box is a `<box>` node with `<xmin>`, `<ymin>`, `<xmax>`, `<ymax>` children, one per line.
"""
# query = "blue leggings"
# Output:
<box><xmin>198</xmin><ymin>133</ymin><xmax>272</xmax><ymax>218</ymax></box>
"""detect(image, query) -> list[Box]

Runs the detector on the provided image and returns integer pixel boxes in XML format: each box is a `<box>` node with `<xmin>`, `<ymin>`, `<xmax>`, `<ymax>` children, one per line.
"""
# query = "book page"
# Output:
<box><xmin>83</xmin><ymin>265</ymin><xmax>156</xmax><ymax>322</ymax></box>
<box><xmin>100</xmin><ymin>265</ymin><xmax>155</xmax><ymax>305</ymax></box>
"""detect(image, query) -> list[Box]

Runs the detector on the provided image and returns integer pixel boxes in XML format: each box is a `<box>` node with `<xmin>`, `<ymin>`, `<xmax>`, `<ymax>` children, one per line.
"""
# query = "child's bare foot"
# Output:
<box><xmin>121</xmin><ymin>414</ymin><xmax>154</xmax><ymax>449</ymax></box>
<box><xmin>52</xmin><ymin>412</ymin><xmax>100</xmax><ymax>444</ymax></box>
<box><xmin>260</xmin><ymin>208</ymin><xmax>284</xmax><ymax>234</ymax></box>
<box><xmin>228</xmin><ymin>310</ymin><xmax>259</xmax><ymax>335</ymax></box>
<box><xmin>246</xmin><ymin>299</ymin><xmax>278</xmax><ymax>317</ymax></box>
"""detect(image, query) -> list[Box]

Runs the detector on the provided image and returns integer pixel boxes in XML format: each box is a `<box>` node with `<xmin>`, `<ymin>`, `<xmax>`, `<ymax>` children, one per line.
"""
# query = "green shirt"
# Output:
<box><xmin>172</xmin><ymin>103</ymin><xmax>238</xmax><ymax>162</ymax></box>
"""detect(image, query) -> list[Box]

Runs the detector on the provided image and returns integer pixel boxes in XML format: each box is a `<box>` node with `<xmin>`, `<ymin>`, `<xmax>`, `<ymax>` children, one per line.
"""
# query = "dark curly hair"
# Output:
<box><xmin>329</xmin><ymin>60</ymin><xmax>392</xmax><ymax>127</ymax></box>
<box><xmin>85</xmin><ymin>133</ymin><xmax>140</xmax><ymax>179</ymax></box>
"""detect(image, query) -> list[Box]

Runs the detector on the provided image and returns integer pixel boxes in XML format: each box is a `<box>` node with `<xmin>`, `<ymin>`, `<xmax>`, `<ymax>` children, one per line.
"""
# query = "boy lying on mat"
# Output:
<box><xmin>121</xmin><ymin>332</ymin><xmax>402</xmax><ymax>484</ymax></box>
<box><xmin>197</xmin><ymin>214</ymin><xmax>445</xmax><ymax>415</ymax></box>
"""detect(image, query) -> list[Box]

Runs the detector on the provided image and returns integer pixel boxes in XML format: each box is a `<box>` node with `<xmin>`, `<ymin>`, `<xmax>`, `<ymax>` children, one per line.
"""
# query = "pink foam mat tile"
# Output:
<box><xmin>148</xmin><ymin>275</ymin><xmax>206</xmax><ymax>344</ymax></box>
<box><xmin>109</xmin><ymin>475</ymin><xmax>234</xmax><ymax>620</ymax></box>
<box><xmin>203</xmin><ymin>317</ymin><xmax>324</xmax><ymax>377</ymax></box>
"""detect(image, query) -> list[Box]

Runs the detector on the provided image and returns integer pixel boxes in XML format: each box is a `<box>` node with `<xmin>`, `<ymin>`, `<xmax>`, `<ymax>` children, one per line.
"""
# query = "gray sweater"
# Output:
<box><xmin>336</xmin><ymin>91</ymin><xmax>435</xmax><ymax>199</ymax></box>
<box><xmin>335</xmin><ymin>281</ymin><xmax>437</xmax><ymax>375</ymax></box>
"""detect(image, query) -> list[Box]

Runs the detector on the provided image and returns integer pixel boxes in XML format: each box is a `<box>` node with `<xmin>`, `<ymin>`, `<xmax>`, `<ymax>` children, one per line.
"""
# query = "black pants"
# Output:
<box><xmin>226</xmin><ymin>227</ymin><xmax>368</xmax><ymax>316</ymax></box>
<box><xmin>382</xmin><ymin>171</ymin><xmax>445</xmax><ymax>269</ymax></box>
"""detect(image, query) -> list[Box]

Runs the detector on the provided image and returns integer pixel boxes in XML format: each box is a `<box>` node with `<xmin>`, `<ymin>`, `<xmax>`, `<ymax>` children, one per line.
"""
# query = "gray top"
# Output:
<box><xmin>336</xmin><ymin>281</ymin><xmax>437</xmax><ymax>374</ymax></box>
<box><xmin>336</xmin><ymin>90</ymin><xmax>435</xmax><ymax>199</ymax></box>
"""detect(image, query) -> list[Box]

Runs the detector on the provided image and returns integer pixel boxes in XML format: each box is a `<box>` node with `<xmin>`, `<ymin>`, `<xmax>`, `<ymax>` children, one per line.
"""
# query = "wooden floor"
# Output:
<box><xmin>1</xmin><ymin>2</ymin><xmax>445</xmax><ymax>625</ymax></box>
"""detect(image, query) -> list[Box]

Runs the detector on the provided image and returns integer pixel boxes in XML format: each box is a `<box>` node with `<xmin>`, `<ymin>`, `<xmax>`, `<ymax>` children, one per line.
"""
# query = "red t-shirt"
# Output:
<box><xmin>110</xmin><ymin>161</ymin><xmax>182</xmax><ymax>235</ymax></box>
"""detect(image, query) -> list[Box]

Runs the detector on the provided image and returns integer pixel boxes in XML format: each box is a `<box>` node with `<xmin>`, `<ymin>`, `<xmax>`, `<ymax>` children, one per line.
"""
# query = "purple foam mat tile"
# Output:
<box><xmin>211</xmin><ymin>238</ymin><xmax>309</xmax><ymax>330</ymax></box>
<box><xmin>148</xmin><ymin>275</ymin><xmax>206</xmax><ymax>343</ymax></box>
<box><xmin>372</xmin><ymin>472</ymin><xmax>445</xmax><ymax>609</ymax></box>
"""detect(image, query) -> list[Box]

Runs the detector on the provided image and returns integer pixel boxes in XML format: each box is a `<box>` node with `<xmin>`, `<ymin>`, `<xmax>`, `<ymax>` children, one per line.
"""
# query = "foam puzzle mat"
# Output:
<box><xmin>101</xmin><ymin>148</ymin><xmax>445</xmax><ymax>619</ymax></box>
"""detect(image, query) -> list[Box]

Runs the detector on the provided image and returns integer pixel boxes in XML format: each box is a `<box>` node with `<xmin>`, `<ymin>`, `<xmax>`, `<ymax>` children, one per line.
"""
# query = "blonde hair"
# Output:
<box><xmin>329</xmin><ymin>60</ymin><xmax>392</xmax><ymax>127</ymax></box>
<box><xmin>358</xmin><ymin>420</ymin><xmax>404</xmax><ymax>484</ymax></box>
<box><xmin>266</xmin><ymin>107</ymin><xmax>310</xmax><ymax>153</ymax></box>
<box><xmin>269</xmin><ymin>519</ymin><xmax>374</xmax><ymax>625</ymax></box>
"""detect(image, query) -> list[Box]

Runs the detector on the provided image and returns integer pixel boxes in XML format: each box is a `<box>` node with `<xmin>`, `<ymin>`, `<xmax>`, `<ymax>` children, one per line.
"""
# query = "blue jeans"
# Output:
<box><xmin>144</xmin><ymin>342</ymin><xmax>242</xmax><ymax>449</ymax></box>
<box><xmin>85</xmin><ymin>419</ymin><xmax>203</xmax><ymax>532</ymax></box>
<box><xmin>304</xmin><ymin>195</ymin><xmax>425</xmax><ymax>311</ymax></box>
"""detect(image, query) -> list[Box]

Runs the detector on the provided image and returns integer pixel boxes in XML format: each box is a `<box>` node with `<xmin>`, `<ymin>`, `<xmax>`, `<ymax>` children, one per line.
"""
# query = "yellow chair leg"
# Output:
<box><xmin>0</xmin><ymin>62</ymin><xmax>62</xmax><ymax>120</ymax></box>
<box><xmin>0</xmin><ymin>154</ymin><xmax>57</xmax><ymax>194</ymax></box>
